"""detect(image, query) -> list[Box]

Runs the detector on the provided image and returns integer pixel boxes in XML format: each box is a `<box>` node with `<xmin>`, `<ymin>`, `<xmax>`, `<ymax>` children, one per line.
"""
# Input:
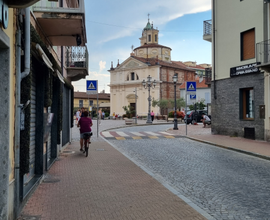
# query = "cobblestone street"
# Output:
<box><xmin>106</xmin><ymin>124</ymin><xmax>270</xmax><ymax>220</ymax></box>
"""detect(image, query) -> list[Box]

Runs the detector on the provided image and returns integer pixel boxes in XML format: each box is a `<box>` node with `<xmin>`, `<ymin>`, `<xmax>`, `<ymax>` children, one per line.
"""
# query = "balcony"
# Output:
<box><xmin>205</xmin><ymin>68</ymin><xmax>212</xmax><ymax>85</ymax></box>
<box><xmin>203</xmin><ymin>20</ymin><xmax>212</xmax><ymax>42</ymax></box>
<box><xmin>66</xmin><ymin>46</ymin><xmax>88</xmax><ymax>81</ymax></box>
<box><xmin>7</xmin><ymin>0</ymin><xmax>40</xmax><ymax>8</ymax></box>
<box><xmin>256</xmin><ymin>40</ymin><xmax>270</xmax><ymax>70</ymax></box>
<box><xmin>32</xmin><ymin>0</ymin><xmax>86</xmax><ymax>46</ymax></box>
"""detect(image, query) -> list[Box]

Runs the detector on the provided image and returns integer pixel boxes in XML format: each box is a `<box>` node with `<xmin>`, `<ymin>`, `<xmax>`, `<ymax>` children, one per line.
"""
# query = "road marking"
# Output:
<box><xmin>144</xmin><ymin>131</ymin><xmax>161</xmax><ymax>136</ymax></box>
<box><xmin>159</xmin><ymin>132</ymin><xmax>174</xmax><ymax>136</ymax></box>
<box><xmin>132</xmin><ymin>136</ymin><xmax>142</xmax><ymax>140</ymax></box>
<box><xmin>165</xmin><ymin>136</ymin><xmax>175</xmax><ymax>139</ymax></box>
<box><xmin>115</xmin><ymin>137</ymin><xmax>126</xmax><ymax>140</ymax></box>
<box><xmin>149</xmin><ymin>136</ymin><xmax>158</xmax><ymax>139</ymax></box>
<box><xmin>130</xmin><ymin>132</ymin><xmax>145</xmax><ymax>136</ymax></box>
<box><xmin>102</xmin><ymin>132</ymin><xmax>114</xmax><ymax>137</ymax></box>
<box><xmin>116</xmin><ymin>131</ymin><xmax>129</xmax><ymax>137</ymax></box>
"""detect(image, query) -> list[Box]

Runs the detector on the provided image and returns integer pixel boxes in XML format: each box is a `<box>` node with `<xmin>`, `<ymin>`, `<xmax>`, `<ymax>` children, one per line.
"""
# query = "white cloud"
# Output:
<box><xmin>86</xmin><ymin>0</ymin><xmax>211</xmax><ymax>43</ymax></box>
<box><xmin>99</xmin><ymin>61</ymin><xmax>106</xmax><ymax>72</ymax></box>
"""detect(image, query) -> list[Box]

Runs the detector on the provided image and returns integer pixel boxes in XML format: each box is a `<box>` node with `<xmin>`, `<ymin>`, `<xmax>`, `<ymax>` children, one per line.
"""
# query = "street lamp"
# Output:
<box><xmin>142</xmin><ymin>75</ymin><xmax>156</xmax><ymax>124</ymax></box>
<box><xmin>173</xmin><ymin>74</ymin><xmax>178</xmax><ymax>130</ymax></box>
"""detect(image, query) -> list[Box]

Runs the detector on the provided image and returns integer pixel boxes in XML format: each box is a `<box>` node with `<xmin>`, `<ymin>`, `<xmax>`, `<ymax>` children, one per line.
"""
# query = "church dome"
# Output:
<box><xmin>144</xmin><ymin>21</ymin><xmax>152</xmax><ymax>31</ymax></box>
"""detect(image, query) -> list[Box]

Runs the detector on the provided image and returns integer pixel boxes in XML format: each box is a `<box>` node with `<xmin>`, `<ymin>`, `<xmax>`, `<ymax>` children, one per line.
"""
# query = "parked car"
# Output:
<box><xmin>184</xmin><ymin>110</ymin><xmax>210</xmax><ymax>124</ymax></box>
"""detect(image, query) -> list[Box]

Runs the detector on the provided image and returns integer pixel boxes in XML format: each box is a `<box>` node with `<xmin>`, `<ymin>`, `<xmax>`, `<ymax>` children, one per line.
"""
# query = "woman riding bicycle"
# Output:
<box><xmin>77</xmin><ymin>110</ymin><xmax>93</xmax><ymax>151</ymax></box>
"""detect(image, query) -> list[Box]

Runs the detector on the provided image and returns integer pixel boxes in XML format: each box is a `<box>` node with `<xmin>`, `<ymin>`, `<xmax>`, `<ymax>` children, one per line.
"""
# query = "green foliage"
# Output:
<box><xmin>122</xmin><ymin>105</ymin><xmax>135</xmax><ymax>118</ymax></box>
<box><xmin>189</xmin><ymin>99</ymin><xmax>206</xmax><ymax>110</ymax></box>
<box><xmin>168</xmin><ymin>111</ymin><xmax>185</xmax><ymax>118</ymax></box>
<box><xmin>152</xmin><ymin>98</ymin><xmax>171</xmax><ymax>113</ymax></box>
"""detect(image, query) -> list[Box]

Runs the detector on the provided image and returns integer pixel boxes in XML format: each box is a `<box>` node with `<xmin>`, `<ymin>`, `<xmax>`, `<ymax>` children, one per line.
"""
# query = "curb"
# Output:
<box><xmin>187</xmin><ymin>136</ymin><xmax>270</xmax><ymax>161</ymax></box>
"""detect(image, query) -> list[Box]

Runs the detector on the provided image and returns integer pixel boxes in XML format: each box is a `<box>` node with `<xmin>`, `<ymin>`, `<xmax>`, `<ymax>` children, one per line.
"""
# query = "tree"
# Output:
<box><xmin>168</xmin><ymin>98</ymin><xmax>185</xmax><ymax>111</ymax></box>
<box><xmin>122</xmin><ymin>105</ymin><xmax>135</xmax><ymax>118</ymax></box>
<box><xmin>152</xmin><ymin>98</ymin><xmax>170</xmax><ymax>115</ymax></box>
<box><xmin>189</xmin><ymin>99</ymin><xmax>206</xmax><ymax>110</ymax></box>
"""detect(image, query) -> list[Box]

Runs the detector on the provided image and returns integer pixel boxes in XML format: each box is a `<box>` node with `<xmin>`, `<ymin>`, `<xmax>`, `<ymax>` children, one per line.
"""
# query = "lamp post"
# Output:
<box><xmin>173</xmin><ymin>75</ymin><xmax>178</xmax><ymax>130</ymax></box>
<box><xmin>142</xmin><ymin>75</ymin><xmax>156</xmax><ymax>124</ymax></box>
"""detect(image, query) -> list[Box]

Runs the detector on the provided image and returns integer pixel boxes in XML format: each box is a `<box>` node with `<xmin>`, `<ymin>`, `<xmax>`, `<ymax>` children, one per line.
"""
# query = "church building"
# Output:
<box><xmin>108</xmin><ymin>19</ymin><xmax>195</xmax><ymax>117</ymax></box>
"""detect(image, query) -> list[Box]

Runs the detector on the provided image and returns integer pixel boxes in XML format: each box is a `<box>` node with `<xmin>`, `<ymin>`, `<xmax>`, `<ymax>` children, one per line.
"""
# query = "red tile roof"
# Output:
<box><xmin>131</xmin><ymin>56</ymin><xmax>194</xmax><ymax>71</ymax></box>
<box><xmin>134</xmin><ymin>43</ymin><xmax>171</xmax><ymax>51</ymax></box>
<box><xmin>179</xmin><ymin>77</ymin><xmax>209</xmax><ymax>89</ymax></box>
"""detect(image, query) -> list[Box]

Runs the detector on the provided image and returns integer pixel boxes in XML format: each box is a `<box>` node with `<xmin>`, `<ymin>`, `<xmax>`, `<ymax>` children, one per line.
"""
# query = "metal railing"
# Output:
<box><xmin>65</xmin><ymin>46</ymin><xmax>88</xmax><ymax>69</ymax></box>
<box><xmin>205</xmin><ymin>68</ymin><xmax>212</xmax><ymax>84</ymax></box>
<box><xmin>203</xmin><ymin>20</ymin><xmax>212</xmax><ymax>36</ymax></box>
<box><xmin>256</xmin><ymin>40</ymin><xmax>270</xmax><ymax>65</ymax></box>
<box><xmin>33</xmin><ymin>0</ymin><xmax>85</xmax><ymax>14</ymax></box>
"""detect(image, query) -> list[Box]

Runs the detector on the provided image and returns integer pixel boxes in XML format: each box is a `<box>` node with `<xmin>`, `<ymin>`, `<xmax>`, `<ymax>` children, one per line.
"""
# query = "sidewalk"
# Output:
<box><xmin>19</xmin><ymin>138</ymin><xmax>208</xmax><ymax>220</ymax></box>
<box><xmin>166</xmin><ymin>123</ymin><xmax>270</xmax><ymax>161</ymax></box>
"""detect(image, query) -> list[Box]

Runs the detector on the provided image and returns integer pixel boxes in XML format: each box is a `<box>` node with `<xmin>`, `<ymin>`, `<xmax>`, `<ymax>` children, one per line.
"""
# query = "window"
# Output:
<box><xmin>155</xmin><ymin>34</ymin><xmax>157</xmax><ymax>42</ymax></box>
<box><xmin>131</xmin><ymin>72</ymin><xmax>135</xmax><ymax>80</ymax></box>
<box><xmin>240</xmin><ymin>88</ymin><xmax>254</xmax><ymax>120</ymax></box>
<box><xmin>148</xmin><ymin>35</ymin><xmax>151</xmax><ymax>42</ymax></box>
<box><xmin>89</xmin><ymin>100</ymin><xmax>93</xmax><ymax>106</ymax></box>
<box><xmin>241</xmin><ymin>28</ymin><xmax>255</xmax><ymax>61</ymax></box>
<box><xmin>79</xmin><ymin>100</ymin><xmax>83</xmax><ymax>107</ymax></box>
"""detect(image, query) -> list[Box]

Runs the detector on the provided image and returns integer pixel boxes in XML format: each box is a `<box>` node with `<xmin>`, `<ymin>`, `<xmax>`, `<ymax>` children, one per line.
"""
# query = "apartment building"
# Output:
<box><xmin>0</xmin><ymin>1</ymin><xmax>88</xmax><ymax>219</ymax></box>
<box><xmin>204</xmin><ymin>0</ymin><xmax>266</xmax><ymax>140</ymax></box>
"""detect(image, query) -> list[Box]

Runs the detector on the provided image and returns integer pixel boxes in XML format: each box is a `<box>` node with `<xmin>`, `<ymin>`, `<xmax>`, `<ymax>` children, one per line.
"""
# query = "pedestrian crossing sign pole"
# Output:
<box><xmin>185</xmin><ymin>81</ymin><xmax>197</xmax><ymax>135</ymax></box>
<box><xmin>86</xmin><ymin>80</ymin><xmax>99</xmax><ymax>137</ymax></box>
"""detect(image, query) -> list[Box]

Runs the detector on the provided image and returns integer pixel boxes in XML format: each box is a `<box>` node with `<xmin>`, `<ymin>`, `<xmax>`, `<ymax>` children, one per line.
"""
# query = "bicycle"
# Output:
<box><xmin>82</xmin><ymin>132</ymin><xmax>92</xmax><ymax>157</ymax></box>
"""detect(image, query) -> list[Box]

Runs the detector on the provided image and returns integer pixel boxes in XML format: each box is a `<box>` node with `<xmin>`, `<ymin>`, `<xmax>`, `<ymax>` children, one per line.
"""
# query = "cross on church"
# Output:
<box><xmin>148</xmin><ymin>13</ymin><xmax>150</xmax><ymax>21</ymax></box>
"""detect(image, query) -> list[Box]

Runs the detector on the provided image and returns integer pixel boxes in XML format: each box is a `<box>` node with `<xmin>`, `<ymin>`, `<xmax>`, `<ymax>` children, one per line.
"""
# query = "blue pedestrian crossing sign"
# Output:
<box><xmin>186</xmin><ymin>81</ymin><xmax>196</xmax><ymax>92</ymax></box>
<box><xmin>86</xmin><ymin>80</ymin><xmax>98</xmax><ymax>94</ymax></box>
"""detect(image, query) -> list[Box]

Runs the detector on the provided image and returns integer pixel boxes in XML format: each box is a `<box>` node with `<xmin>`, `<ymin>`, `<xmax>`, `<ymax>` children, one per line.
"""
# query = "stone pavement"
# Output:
<box><xmin>18</xmin><ymin>119</ymin><xmax>270</xmax><ymax>220</ymax></box>
<box><xmin>18</xmin><ymin>120</ymin><xmax>208</xmax><ymax>220</ymax></box>
<box><xmin>166</xmin><ymin>123</ymin><xmax>270</xmax><ymax>161</ymax></box>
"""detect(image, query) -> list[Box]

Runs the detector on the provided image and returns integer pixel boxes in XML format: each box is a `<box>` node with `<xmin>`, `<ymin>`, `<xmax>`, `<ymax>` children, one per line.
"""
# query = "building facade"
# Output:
<box><xmin>0</xmin><ymin>1</ymin><xmax>88</xmax><ymax>219</ymax></box>
<box><xmin>74</xmin><ymin>92</ymin><xmax>110</xmax><ymax>115</ymax></box>
<box><xmin>109</xmin><ymin>19</ymin><xmax>195</xmax><ymax>117</ymax></box>
<box><xmin>204</xmin><ymin>0</ymin><xmax>265</xmax><ymax>140</ymax></box>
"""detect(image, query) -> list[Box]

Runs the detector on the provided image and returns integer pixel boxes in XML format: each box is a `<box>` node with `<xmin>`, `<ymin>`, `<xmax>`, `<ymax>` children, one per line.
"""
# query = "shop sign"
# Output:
<box><xmin>0</xmin><ymin>0</ymin><xmax>8</xmax><ymax>29</ymax></box>
<box><xmin>230</xmin><ymin>62</ymin><xmax>260</xmax><ymax>77</ymax></box>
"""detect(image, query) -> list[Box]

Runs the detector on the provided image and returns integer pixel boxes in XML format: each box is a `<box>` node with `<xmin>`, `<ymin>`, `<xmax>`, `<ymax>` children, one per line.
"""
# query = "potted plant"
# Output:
<box><xmin>122</xmin><ymin>105</ymin><xmax>135</xmax><ymax>125</ymax></box>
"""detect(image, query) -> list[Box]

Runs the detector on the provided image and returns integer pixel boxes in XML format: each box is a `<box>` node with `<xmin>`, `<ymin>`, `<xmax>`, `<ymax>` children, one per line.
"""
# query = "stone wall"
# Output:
<box><xmin>211</xmin><ymin>73</ymin><xmax>264</xmax><ymax>140</ymax></box>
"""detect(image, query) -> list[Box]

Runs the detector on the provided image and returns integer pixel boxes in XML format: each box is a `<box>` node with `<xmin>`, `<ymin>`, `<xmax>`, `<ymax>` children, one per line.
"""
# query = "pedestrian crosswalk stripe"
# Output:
<box><xmin>159</xmin><ymin>132</ymin><xmax>174</xmax><ymax>136</ymax></box>
<box><xmin>130</xmin><ymin>132</ymin><xmax>145</xmax><ymax>136</ymax></box>
<box><xmin>116</xmin><ymin>131</ymin><xmax>129</xmax><ymax>137</ymax></box>
<box><xmin>144</xmin><ymin>131</ymin><xmax>160</xmax><ymax>136</ymax></box>
<box><xmin>115</xmin><ymin>137</ymin><xmax>126</xmax><ymax>140</ymax></box>
<box><xmin>149</xmin><ymin>136</ymin><xmax>158</xmax><ymax>139</ymax></box>
<box><xmin>165</xmin><ymin>136</ymin><xmax>175</xmax><ymax>139</ymax></box>
<box><xmin>132</xmin><ymin>136</ymin><xmax>142</xmax><ymax>140</ymax></box>
<box><xmin>102</xmin><ymin>132</ymin><xmax>114</xmax><ymax>137</ymax></box>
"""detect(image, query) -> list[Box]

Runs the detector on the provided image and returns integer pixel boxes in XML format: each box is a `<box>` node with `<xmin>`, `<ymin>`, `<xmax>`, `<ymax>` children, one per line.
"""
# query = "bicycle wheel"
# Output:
<box><xmin>85</xmin><ymin>145</ymin><xmax>88</xmax><ymax>157</ymax></box>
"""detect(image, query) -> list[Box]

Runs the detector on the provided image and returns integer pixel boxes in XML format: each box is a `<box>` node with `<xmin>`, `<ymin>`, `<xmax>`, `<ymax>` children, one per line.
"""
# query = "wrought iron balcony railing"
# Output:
<box><xmin>203</xmin><ymin>20</ymin><xmax>212</xmax><ymax>36</ymax></box>
<box><xmin>205</xmin><ymin>68</ymin><xmax>212</xmax><ymax>84</ymax></box>
<box><xmin>256</xmin><ymin>40</ymin><xmax>270</xmax><ymax>65</ymax></box>
<box><xmin>66</xmin><ymin>46</ymin><xmax>88</xmax><ymax>69</ymax></box>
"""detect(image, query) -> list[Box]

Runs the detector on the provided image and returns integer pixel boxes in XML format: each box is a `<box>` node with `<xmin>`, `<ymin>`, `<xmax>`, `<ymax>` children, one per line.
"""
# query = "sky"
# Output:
<box><xmin>72</xmin><ymin>0</ymin><xmax>212</xmax><ymax>93</ymax></box>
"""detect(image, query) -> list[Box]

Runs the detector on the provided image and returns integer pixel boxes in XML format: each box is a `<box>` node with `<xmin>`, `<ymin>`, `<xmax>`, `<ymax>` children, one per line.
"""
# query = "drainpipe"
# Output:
<box><xmin>14</xmin><ymin>7</ymin><xmax>31</xmax><ymax>217</ymax></box>
<box><xmin>213</xmin><ymin>0</ymin><xmax>217</xmax><ymax>100</ymax></box>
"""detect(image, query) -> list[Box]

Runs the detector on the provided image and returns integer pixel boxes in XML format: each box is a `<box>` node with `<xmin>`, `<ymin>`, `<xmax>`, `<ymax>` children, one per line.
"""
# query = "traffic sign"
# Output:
<box><xmin>186</xmin><ymin>81</ymin><xmax>196</xmax><ymax>92</ymax></box>
<box><xmin>86</xmin><ymin>80</ymin><xmax>98</xmax><ymax>94</ymax></box>
<box><xmin>190</xmin><ymin>94</ymin><xmax>196</xmax><ymax>100</ymax></box>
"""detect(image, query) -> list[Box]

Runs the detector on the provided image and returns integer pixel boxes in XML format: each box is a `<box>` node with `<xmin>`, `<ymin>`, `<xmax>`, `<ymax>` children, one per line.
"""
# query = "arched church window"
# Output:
<box><xmin>131</xmin><ymin>72</ymin><xmax>135</xmax><ymax>80</ymax></box>
<box><xmin>155</xmin><ymin>34</ymin><xmax>157</xmax><ymax>42</ymax></box>
<box><xmin>148</xmin><ymin>35</ymin><xmax>151</xmax><ymax>42</ymax></box>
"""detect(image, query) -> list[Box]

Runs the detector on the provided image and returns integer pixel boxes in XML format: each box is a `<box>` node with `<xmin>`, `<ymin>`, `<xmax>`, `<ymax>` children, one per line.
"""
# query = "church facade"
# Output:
<box><xmin>108</xmin><ymin>19</ymin><xmax>195</xmax><ymax>117</ymax></box>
